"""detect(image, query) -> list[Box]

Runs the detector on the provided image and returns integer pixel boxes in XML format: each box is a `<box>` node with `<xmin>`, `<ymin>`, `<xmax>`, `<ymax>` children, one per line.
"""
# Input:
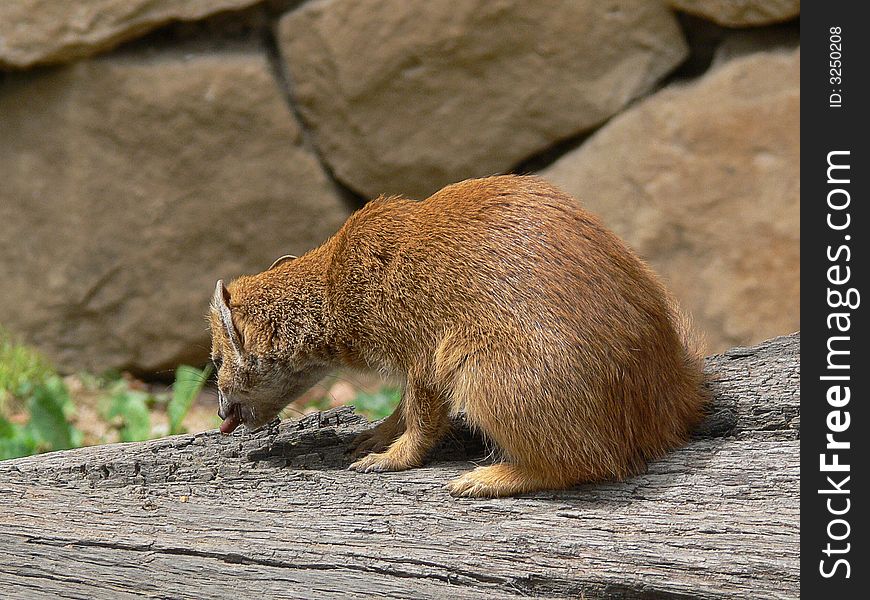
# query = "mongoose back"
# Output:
<box><xmin>209</xmin><ymin>175</ymin><xmax>706</xmax><ymax>497</ymax></box>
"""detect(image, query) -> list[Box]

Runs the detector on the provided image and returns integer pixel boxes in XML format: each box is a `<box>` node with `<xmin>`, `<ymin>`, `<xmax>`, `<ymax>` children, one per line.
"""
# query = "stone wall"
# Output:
<box><xmin>0</xmin><ymin>1</ymin><xmax>799</xmax><ymax>374</ymax></box>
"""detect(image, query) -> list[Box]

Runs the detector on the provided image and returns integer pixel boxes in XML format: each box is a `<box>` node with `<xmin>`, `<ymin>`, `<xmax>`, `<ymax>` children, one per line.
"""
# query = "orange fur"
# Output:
<box><xmin>209</xmin><ymin>175</ymin><xmax>707</xmax><ymax>497</ymax></box>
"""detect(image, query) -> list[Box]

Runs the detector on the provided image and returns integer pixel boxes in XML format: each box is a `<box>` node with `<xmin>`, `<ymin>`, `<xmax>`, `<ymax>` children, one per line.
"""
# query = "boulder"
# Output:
<box><xmin>0</xmin><ymin>0</ymin><xmax>263</xmax><ymax>69</ymax></box>
<box><xmin>0</xmin><ymin>50</ymin><xmax>350</xmax><ymax>374</ymax></box>
<box><xmin>277</xmin><ymin>0</ymin><xmax>688</xmax><ymax>199</ymax></box>
<box><xmin>668</xmin><ymin>0</ymin><xmax>800</xmax><ymax>27</ymax></box>
<box><xmin>541</xmin><ymin>49</ymin><xmax>799</xmax><ymax>352</ymax></box>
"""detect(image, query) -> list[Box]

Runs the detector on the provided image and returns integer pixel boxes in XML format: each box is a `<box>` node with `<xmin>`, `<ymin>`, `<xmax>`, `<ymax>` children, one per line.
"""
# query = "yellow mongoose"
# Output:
<box><xmin>209</xmin><ymin>175</ymin><xmax>706</xmax><ymax>497</ymax></box>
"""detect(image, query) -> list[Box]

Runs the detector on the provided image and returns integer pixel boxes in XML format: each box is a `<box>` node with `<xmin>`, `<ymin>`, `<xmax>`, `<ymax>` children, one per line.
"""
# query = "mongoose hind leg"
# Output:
<box><xmin>349</xmin><ymin>402</ymin><xmax>405</xmax><ymax>458</ymax></box>
<box><xmin>446</xmin><ymin>463</ymin><xmax>571</xmax><ymax>498</ymax></box>
<box><xmin>443</xmin><ymin>352</ymin><xmax>601</xmax><ymax>497</ymax></box>
<box><xmin>349</xmin><ymin>383</ymin><xmax>449</xmax><ymax>473</ymax></box>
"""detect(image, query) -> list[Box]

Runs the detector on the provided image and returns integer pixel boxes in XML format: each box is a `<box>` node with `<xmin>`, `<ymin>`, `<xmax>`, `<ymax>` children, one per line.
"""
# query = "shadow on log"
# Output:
<box><xmin>0</xmin><ymin>333</ymin><xmax>799</xmax><ymax>599</ymax></box>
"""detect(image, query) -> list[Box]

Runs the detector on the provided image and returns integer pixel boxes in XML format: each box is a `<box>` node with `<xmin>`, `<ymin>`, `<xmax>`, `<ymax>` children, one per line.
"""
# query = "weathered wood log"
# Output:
<box><xmin>0</xmin><ymin>333</ymin><xmax>799</xmax><ymax>600</ymax></box>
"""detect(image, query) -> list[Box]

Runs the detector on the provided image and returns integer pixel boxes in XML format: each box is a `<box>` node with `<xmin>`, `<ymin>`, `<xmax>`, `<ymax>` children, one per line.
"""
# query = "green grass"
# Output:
<box><xmin>0</xmin><ymin>328</ymin><xmax>213</xmax><ymax>460</ymax></box>
<box><xmin>0</xmin><ymin>328</ymin><xmax>79</xmax><ymax>459</ymax></box>
<box><xmin>1</xmin><ymin>327</ymin><xmax>400</xmax><ymax>460</ymax></box>
<box><xmin>0</xmin><ymin>328</ymin><xmax>54</xmax><ymax>412</ymax></box>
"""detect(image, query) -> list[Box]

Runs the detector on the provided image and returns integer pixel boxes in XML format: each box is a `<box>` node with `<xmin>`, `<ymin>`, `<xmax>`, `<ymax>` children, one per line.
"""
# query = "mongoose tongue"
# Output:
<box><xmin>219</xmin><ymin>411</ymin><xmax>241</xmax><ymax>434</ymax></box>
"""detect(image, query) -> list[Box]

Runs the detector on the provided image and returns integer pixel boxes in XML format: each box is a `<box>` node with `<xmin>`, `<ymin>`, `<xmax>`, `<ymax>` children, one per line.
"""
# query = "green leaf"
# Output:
<box><xmin>352</xmin><ymin>387</ymin><xmax>401</xmax><ymax>420</ymax></box>
<box><xmin>26</xmin><ymin>376</ymin><xmax>76</xmax><ymax>451</ymax></box>
<box><xmin>0</xmin><ymin>414</ymin><xmax>16</xmax><ymax>439</ymax></box>
<box><xmin>102</xmin><ymin>388</ymin><xmax>152</xmax><ymax>443</ymax></box>
<box><xmin>0</xmin><ymin>437</ymin><xmax>38</xmax><ymax>461</ymax></box>
<box><xmin>0</xmin><ymin>414</ymin><xmax>39</xmax><ymax>460</ymax></box>
<box><xmin>168</xmin><ymin>364</ymin><xmax>212</xmax><ymax>435</ymax></box>
<box><xmin>1</xmin><ymin>374</ymin><xmax>80</xmax><ymax>459</ymax></box>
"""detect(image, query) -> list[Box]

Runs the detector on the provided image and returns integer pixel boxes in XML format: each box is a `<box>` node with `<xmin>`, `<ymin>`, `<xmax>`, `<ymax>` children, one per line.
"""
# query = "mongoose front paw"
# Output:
<box><xmin>348</xmin><ymin>450</ymin><xmax>417</xmax><ymax>473</ymax></box>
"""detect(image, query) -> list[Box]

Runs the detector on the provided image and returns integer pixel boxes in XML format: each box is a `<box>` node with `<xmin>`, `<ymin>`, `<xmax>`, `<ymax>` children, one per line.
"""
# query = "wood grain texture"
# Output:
<box><xmin>0</xmin><ymin>333</ymin><xmax>799</xmax><ymax>599</ymax></box>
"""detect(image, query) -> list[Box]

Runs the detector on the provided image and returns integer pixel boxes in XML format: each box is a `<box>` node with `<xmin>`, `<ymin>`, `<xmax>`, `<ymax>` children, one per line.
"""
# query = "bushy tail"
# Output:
<box><xmin>665</xmin><ymin>294</ymin><xmax>710</xmax><ymax>437</ymax></box>
<box><xmin>669</xmin><ymin>297</ymin><xmax>706</xmax><ymax>370</ymax></box>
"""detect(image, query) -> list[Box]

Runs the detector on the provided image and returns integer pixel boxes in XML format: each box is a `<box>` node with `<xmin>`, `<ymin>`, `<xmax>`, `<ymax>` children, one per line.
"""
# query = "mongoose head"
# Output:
<box><xmin>208</xmin><ymin>273</ymin><xmax>328</xmax><ymax>434</ymax></box>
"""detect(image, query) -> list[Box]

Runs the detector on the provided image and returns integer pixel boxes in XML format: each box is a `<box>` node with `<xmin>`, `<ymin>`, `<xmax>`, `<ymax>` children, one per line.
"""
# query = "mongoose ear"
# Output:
<box><xmin>268</xmin><ymin>254</ymin><xmax>298</xmax><ymax>270</ymax></box>
<box><xmin>213</xmin><ymin>280</ymin><xmax>243</xmax><ymax>360</ymax></box>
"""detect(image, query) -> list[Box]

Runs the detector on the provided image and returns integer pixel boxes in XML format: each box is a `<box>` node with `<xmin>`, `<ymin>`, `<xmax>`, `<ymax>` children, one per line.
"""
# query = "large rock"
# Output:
<box><xmin>541</xmin><ymin>49</ymin><xmax>799</xmax><ymax>352</ymax></box>
<box><xmin>277</xmin><ymin>0</ymin><xmax>688</xmax><ymax>199</ymax></box>
<box><xmin>668</xmin><ymin>0</ymin><xmax>800</xmax><ymax>27</ymax></box>
<box><xmin>0</xmin><ymin>0</ymin><xmax>263</xmax><ymax>68</ymax></box>
<box><xmin>0</xmin><ymin>50</ymin><xmax>350</xmax><ymax>374</ymax></box>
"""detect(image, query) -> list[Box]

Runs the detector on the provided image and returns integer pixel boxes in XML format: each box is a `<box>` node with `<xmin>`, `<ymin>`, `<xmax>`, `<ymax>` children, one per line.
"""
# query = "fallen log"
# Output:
<box><xmin>0</xmin><ymin>333</ymin><xmax>799</xmax><ymax>599</ymax></box>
